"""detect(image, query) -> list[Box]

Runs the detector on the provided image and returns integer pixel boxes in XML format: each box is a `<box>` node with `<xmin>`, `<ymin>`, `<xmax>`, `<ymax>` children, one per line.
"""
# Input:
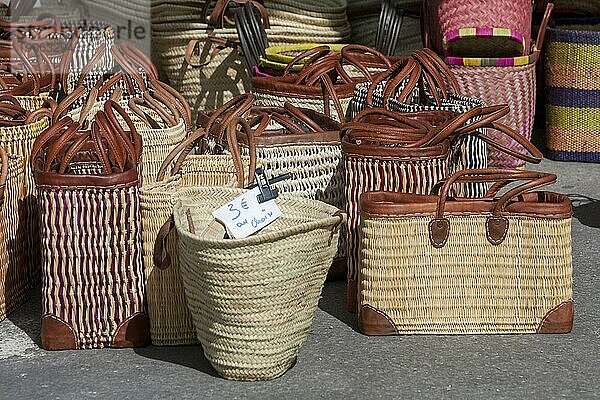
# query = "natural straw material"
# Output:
<box><xmin>173</xmin><ymin>187</ymin><xmax>343</xmax><ymax>381</ymax></box>
<box><xmin>358</xmin><ymin>170</ymin><xmax>573</xmax><ymax>334</ymax></box>
<box><xmin>545</xmin><ymin>18</ymin><xmax>600</xmax><ymax>162</ymax></box>
<box><xmin>0</xmin><ymin>153</ymin><xmax>27</xmax><ymax>322</ymax></box>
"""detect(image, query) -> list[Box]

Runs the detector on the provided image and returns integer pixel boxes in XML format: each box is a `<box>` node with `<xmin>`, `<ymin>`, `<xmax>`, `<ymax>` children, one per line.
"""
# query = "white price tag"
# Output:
<box><xmin>212</xmin><ymin>187</ymin><xmax>282</xmax><ymax>239</ymax></box>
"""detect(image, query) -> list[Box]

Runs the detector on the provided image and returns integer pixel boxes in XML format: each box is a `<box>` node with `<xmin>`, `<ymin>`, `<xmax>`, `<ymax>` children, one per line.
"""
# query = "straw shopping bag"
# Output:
<box><xmin>0</xmin><ymin>97</ymin><xmax>49</xmax><ymax>288</ymax></box>
<box><xmin>33</xmin><ymin>101</ymin><xmax>149</xmax><ymax>350</ymax></box>
<box><xmin>358</xmin><ymin>169</ymin><xmax>573</xmax><ymax>335</ymax></box>
<box><xmin>544</xmin><ymin>18</ymin><xmax>600</xmax><ymax>162</ymax></box>
<box><xmin>60</xmin><ymin>81</ymin><xmax>190</xmax><ymax>186</ymax></box>
<box><xmin>152</xmin><ymin>0</ymin><xmax>268</xmax><ymax>119</ymax></box>
<box><xmin>252</xmin><ymin>47</ymin><xmax>394</xmax><ymax>123</ymax></box>
<box><xmin>172</xmin><ymin>186</ymin><xmax>344</xmax><ymax>380</ymax></box>
<box><xmin>141</xmin><ymin>115</ymin><xmax>255</xmax><ymax>346</ymax></box>
<box><xmin>423</xmin><ymin>0</ymin><xmax>533</xmax><ymax>57</ymax></box>
<box><xmin>435</xmin><ymin>4</ymin><xmax>554</xmax><ymax>168</ymax></box>
<box><xmin>0</xmin><ymin>147</ymin><xmax>28</xmax><ymax>321</ymax></box>
<box><xmin>197</xmin><ymin>94</ymin><xmax>347</xmax><ymax>279</ymax></box>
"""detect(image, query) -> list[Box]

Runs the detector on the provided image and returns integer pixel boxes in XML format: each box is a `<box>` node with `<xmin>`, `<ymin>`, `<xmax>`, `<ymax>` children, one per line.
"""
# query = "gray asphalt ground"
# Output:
<box><xmin>1</xmin><ymin>157</ymin><xmax>599</xmax><ymax>399</ymax></box>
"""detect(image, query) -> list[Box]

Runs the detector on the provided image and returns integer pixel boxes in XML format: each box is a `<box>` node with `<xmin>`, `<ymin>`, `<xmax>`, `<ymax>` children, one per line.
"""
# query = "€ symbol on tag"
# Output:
<box><xmin>212</xmin><ymin>187</ymin><xmax>282</xmax><ymax>239</ymax></box>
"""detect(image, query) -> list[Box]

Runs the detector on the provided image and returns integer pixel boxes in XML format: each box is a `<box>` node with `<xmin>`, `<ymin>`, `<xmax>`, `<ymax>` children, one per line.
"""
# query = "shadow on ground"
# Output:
<box><xmin>134</xmin><ymin>344</ymin><xmax>220</xmax><ymax>377</ymax></box>
<box><xmin>8</xmin><ymin>285</ymin><xmax>43</xmax><ymax>348</ymax></box>
<box><xmin>569</xmin><ymin>195</ymin><xmax>600</xmax><ymax>229</ymax></box>
<box><xmin>318</xmin><ymin>281</ymin><xmax>359</xmax><ymax>332</ymax></box>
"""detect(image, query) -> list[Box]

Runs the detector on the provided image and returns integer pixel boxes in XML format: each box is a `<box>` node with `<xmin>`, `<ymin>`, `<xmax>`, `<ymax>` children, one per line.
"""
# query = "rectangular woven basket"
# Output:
<box><xmin>357</xmin><ymin>169</ymin><xmax>574</xmax><ymax>335</ymax></box>
<box><xmin>544</xmin><ymin>18</ymin><xmax>600</xmax><ymax>163</ymax></box>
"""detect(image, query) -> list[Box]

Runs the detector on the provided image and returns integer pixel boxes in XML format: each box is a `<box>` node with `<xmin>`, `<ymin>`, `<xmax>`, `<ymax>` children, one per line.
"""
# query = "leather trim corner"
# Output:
<box><xmin>112</xmin><ymin>313</ymin><xmax>151</xmax><ymax>348</ymax></box>
<box><xmin>358</xmin><ymin>305</ymin><xmax>399</xmax><ymax>336</ymax></box>
<box><xmin>537</xmin><ymin>300</ymin><xmax>574</xmax><ymax>334</ymax></box>
<box><xmin>41</xmin><ymin>315</ymin><xmax>78</xmax><ymax>350</ymax></box>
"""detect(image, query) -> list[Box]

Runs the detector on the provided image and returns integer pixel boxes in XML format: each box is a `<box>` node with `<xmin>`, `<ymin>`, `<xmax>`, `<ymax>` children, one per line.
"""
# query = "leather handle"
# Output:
<box><xmin>153</xmin><ymin>216</ymin><xmax>175</xmax><ymax>269</ymax></box>
<box><xmin>208</xmin><ymin>0</ymin><xmax>270</xmax><ymax>30</ymax></box>
<box><xmin>340</xmin><ymin>44</ymin><xmax>392</xmax><ymax>80</ymax></box>
<box><xmin>150</xmin><ymin>80</ymin><xmax>192</xmax><ymax>132</ymax></box>
<box><xmin>429</xmin><ymin>169</ymin><xmax>557</xmax><ymax>248</ymax></box>
<box><xmin>156</xmin><ymin>127</ymin><xmax>208</xmax><ymax>181</ymax></box>
<box><xmin>535</xmin><ymin>3</ymin><xmax>554</xmax><ymax>52</ymax></box>
<box><xmin>282</xmin><ymin>45</ymin><xmax>332</xmax><ymax>76</ymax></box>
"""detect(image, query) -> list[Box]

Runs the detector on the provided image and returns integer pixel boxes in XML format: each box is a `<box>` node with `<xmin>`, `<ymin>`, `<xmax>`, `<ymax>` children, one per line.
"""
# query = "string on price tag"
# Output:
<box><xmin>212</xmin><ymin>187</ymin><xmax>282</xmax><ymax>239</ymax></box>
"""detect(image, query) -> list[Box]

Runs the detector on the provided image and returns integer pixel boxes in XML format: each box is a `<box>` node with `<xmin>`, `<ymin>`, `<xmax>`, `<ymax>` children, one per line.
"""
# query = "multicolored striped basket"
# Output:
<box><xmin>545</xmin><ymin>18</ymin><xmax>600</xmax><ymax>163</ymax></box>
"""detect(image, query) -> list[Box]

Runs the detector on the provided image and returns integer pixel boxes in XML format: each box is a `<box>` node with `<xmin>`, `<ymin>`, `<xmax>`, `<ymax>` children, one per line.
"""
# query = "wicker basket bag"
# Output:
<box><xmin>141</xmin><ymin>116</ymin><xmax>255</xmax><ymax>346</ymax></box>
<box><xmin>434</xmin><ymin>4</ymin><xmax>554</xmax><ymax>168</ymax></box>
<box><xmin>252</xmin><ymin>46</ymin><xmax>393</xmax><ymax>123</ymax></box>
<box><xmin>544</xmin><ymin>18</ymin><xmax>600</xmax><ymax>162</ymax></box>
<box><xmin>358</xmin><ymin>169</ymin><xmax>573</xmax><ymax>335</ymax></box>
<box><xmin>197</xmin><ymin>94</ymin><xmax>347</xmax><ymax>279</ymax></box>
<box><xmin>172</xmin><ymin>186</ymin><xmax>344</xmax><ymax>380</ymax></box>
<box><xmin>0</xmin><ymin>147</ymin><xmax>28</xmax><ymax>321</ymax></box>
<box><xmin>32</xmin><ymin>101</ymin><xmax>149</xmax><ymax>350</ymax></box>
<box><xmin>0</xmin><ymin>97</ymin><xmax>50</xmax><ymax>288</ymax></box>
<box><xmin>423</xmin><ymin>0</ymin><xmax>533</xmax><ymax>57</ymax></box>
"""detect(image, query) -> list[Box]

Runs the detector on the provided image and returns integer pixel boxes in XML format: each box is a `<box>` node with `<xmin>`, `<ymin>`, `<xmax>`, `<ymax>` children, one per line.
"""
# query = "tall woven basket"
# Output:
<box><xmin>0</xmin><ymin>149</ymin><xmax>27</xmax><ymax>321</ymax></box>
<box><xmin>358</xmin><ymin>169</ymin><xmax>574</xmax><ymax>335</ymax></box>
<box><xmin>173</xmin><ymin>187</ymin><xmax>343</xmax><ymax>381</ymax></box>
<box><xmin>33</xmin><ymin>103</ymin><xmax>149</xmax><ymax>350</ymax></box>
<box><xmin>545</xmin><ymin>18</ymin><xmax>600</xmax><ymax>162</ymax></box>
<box><xmin>141</xmin><ymin>125</ymin><xmax>253</xmax><ymax>346</ymax></box>
<box><xmin>440</xmin><ymin>4</ymin><xmax>554</xmax><ymax>168</ymax></box>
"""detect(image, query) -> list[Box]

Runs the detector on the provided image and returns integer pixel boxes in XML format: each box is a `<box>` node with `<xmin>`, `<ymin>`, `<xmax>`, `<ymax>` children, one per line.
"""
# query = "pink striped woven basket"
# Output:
<box><xmin>423</xmin><ymin>0</ymin><xmax>533</xmax><ymax>57</ymax></box>
<box><xmin>432</xmin><ymin>4</ymin><xmax>554</xmax><ymax>168</ymax></box>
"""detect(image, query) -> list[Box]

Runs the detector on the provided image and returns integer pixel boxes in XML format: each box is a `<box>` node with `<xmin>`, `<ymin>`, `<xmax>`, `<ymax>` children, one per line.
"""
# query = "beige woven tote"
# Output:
<box><xmin>140</xmin><ymin>124</ymin><xmax>254</xmax><ymax>346</ymax></box>
<box><xmin>358</xmin><ymin>169</ymin><xmax>574</xmax><ymax>335</ymax></box>
<box><xmin>0</xmin><ymin>110</ymin><xmax>49</xmax><ymax>289</ymax></box>
<box><xmin>172</xmin><ymin>186</ymin><xmax>344</xmax><ymax>381</ymax></box>
<box><xmin>0</xmin><ymin>150</ymin><xmax>27</xmax><ymax>322</ymax></box>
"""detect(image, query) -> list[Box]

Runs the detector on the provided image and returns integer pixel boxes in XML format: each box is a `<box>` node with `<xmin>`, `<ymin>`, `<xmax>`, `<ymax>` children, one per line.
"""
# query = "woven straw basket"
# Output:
<box><xmin>440</xmin><ymin>4</ymin><xmax>554</xmax><ymax>168</ymax></box>
<box><xmin>545</xmin><ymin>18</ymin><xmax>600</xmax><ymax>162</ymax></box>
<box><xmin>0</xmin><ymin>150</ymin><xmax>27</xmax><ymax>322</ymax></box>
<box><xmin>141</xmin><ymin>125</ymin><xmax>254</xmax><ymax>346</ymax></box>
<box><xmin>0</xmin><ymin>110</ymin><xmax>49</xmax><ymax>289</ymax></box>
<box><xmin>34</xmin><ymin>103</ymin><xmax>149</xmax><ymax>350</ymax></box>
<box><xmin>358</xmin><ymin>169</ymin><xmax>573</xmax><ymax>335</ymax></box>
<box><xmin>173</xmin><ymin>187</ymin><xmax>343</xmax><ymax>380</ymax></box>
<box><xmin>424</xmin><ymin>0</ymin><xmax>533</xmax><ymax>57</ymax></box>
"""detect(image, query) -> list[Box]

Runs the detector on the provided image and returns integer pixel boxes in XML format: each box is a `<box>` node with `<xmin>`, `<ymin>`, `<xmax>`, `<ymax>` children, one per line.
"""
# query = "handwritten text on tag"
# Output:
<box><xmin>212</xmin><ymin>187</ymin><xmax>282</xmax><ymax>239</ymax></box>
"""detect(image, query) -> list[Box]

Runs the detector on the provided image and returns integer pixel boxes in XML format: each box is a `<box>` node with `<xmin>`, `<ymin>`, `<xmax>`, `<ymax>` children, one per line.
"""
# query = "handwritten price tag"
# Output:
<box><xmin>212</xmin><ymin>187</ymin><xmax>282</xmax><ymax>239</ymax></box>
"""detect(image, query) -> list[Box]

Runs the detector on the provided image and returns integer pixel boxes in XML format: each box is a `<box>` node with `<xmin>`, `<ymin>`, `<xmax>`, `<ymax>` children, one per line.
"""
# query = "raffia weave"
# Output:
<box><xmin>140</xmin><ymin>153</ymin><xmax>252</xmax><ymax>345</ymax></box>
<box><xmin>359</xmin><ymin>215</ymin><xmax>573</xmax><ymax>333</ymax></box>
<box><xmin>173</xmin><ymin>187</ymin><xmax>342</xmax><ymax>381</ymax></box>
<box><xmin>0</xmin><ymin>117</ymin><xmax>49</xmax><ymax>289</ymax></box>
<box><xmin>0</xmin><ymin>155</ymin><xmax>27</xmax><ymax>321</ymax></box>
<box><xmin>38</xmin><ymin>183</ymin><xmax>146</xmax><ymax>349</ymax></box>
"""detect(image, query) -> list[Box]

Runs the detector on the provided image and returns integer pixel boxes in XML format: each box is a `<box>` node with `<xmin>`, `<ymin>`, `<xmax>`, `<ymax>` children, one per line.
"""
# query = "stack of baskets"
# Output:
<box><xmin>263</xmin><ymin>0</ymin><xmax>351</xmax><ymax>45</ymax></box>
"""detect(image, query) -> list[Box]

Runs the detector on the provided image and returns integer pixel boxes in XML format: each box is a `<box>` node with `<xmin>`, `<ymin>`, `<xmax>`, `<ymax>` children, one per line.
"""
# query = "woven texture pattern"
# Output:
<box><xmin>173</xmin><ymin>187</ymin><xmax>341</xmax><ymax>381</ymax></box>
<box><xmin>425</xmin><ymin>0</ymin><xmax>532</xmax><ymax>55</ymax></box>
<box><xmin>0</xmin><ymin>155</ymin><xmax>27</xmax><ymax>321</ymax></box>
<box><xmin>359</xmin><ymin>215</ymin><xmax>573</xmax><ymax>334</ymax></box>
<box><xmin>450</xmin><ymin>62</ymin><xmax>537</xmax><ymax>168</ymax></box>
<box><xmin>545</xmin><ymin>20</ymin><xmax>600</xmax><ymax>163</ymax></box>
<box><xmin>0</xmin><ymin>116</ymin><xmax>49</xmax><ymax>289</ymax></box>
<box><xmin>140</xmin><ymin>177</ymin><xmax>197</xmax><ymax>346</ymax></box>
<box><xmin>140</xmin><ymin>152</ymin><xmax>252</xmax><ymax>346</ymax></box>
<box><xmin>239</xmin><ymin>141</ymin><xmax>346</xmax><ymax>260</ymax></box>
<box><xmin>253</xmin><ymin>91</ymin><xmax>353</xmax><ymax>123</ymax></box>
<box><xmin>38</xmin><ymin>184</ymin><xmax>146</xmax><ymax>349</ymax></box>
<box><xmin>343</xmin><ymin>152</ymin><xmax>449</xmax><ymax>310</ymax></box>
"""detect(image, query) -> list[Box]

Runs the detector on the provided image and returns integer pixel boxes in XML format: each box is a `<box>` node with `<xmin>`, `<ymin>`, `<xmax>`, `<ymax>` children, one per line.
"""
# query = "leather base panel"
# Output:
<box><xmin>112</xmin><ymin>313</ymin><xmax>151</xmax><ymax>348</ymax></box>
<box><xmin>359</xmin><ymin>305</ymin><xmax>399</xmax><ymax>335</ymax></box>
<box><xmin>537</xmin><ymin>300</ymin><xmax>574</xmax><ymax>334</ymax></box>
<box><xmin>41</xmin><ymin>316</ymin><xmax>78</xmax><ymax>350</ymax></box>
